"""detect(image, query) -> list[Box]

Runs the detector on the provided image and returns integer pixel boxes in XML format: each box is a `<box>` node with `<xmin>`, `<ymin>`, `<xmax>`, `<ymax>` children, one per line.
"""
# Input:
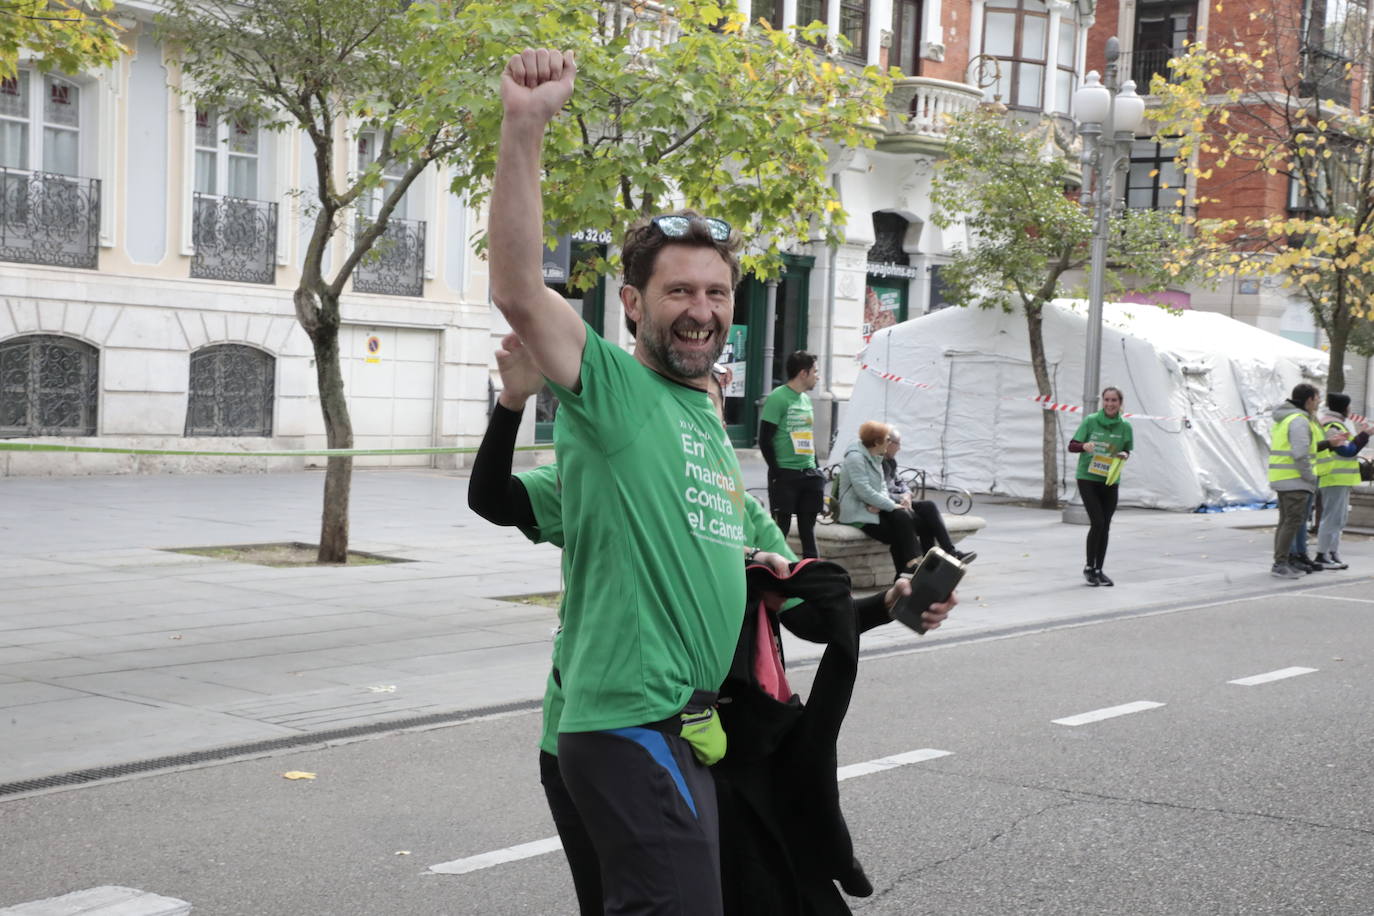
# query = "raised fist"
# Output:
<box><xmin>501</xmin><ymin>49</ymin><xmax>576</xmax><ymax>123</ymax></box>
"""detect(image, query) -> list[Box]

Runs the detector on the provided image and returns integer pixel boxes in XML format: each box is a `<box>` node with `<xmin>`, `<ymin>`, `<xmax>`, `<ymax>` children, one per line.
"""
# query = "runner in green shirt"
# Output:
<box><xmin>487</xmin><ymin>48</ymin><xmax>753</xmax><ymax>913</ymax></box>
<box><xmin>1067</xmin><ymin>386</ymin><xmax>1134</xmax><ymax>587</ymax></box>
<box><xmin>759</xmin><ymin>351</ymin><xmax>825</xmax><ymax>558</ymax></box>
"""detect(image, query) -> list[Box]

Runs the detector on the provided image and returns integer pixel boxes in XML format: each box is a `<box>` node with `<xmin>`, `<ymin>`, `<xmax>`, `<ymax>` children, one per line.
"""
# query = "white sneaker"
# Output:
<box><xmin>1327</xmin><ymin>553</ymin><xmax>1350</xmax><ymax>570</ymax></box>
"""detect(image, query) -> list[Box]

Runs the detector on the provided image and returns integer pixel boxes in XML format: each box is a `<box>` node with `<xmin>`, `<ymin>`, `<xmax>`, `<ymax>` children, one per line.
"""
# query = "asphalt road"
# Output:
<box><xmin>2</xmin><ymin>581</ymin><xmax>1371</xmax><ymax>915</ymax></box>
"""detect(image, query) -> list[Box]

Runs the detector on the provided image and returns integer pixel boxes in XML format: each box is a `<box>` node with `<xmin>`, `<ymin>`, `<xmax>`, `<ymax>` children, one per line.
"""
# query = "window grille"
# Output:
<box><xmin>0</xmin><ymin>334</ymin><xmax>98</xmax><ymax>437</ymax></box>
<box><xmin>185</xmin><ymin>344</ymin><xmax>274</xmax><ymax>437</ymax></box>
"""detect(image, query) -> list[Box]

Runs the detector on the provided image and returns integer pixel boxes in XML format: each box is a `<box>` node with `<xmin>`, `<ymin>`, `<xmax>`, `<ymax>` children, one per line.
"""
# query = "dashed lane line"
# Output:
<box><xmin>426</xmin><ymin>748</ymin><xmax>954</xmax><ymax>877</ymax></box>
<box><xmin>428</xmin><ymin>837</ymin><xmax>563</xmax><ymax>876</ymax></box>
<box><xmin>837</xmin><ymin>748</ymin><xmax>952</xmax><ymax>780</ymax></box>
<box><xmin>1052</xmin><ymin>701</ymin><xmax>1165</xmax><ymax>727</ymax></box>
<box><xmin>1228</xmin><ymin>666</ymin><xmax>1317</xmax><ymax>686</ymax></box>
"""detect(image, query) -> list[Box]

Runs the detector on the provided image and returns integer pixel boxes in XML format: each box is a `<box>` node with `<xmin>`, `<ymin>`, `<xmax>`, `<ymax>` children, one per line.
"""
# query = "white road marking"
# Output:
<box><xmin>429</xmin><ymin>837</ymin><xmax>564</xmax><ymax>875</ymax></box>
<box><xmin>837</xmin><ymin>748</ymin><xmax>952</xmax><ymax>780</ymax></box>
<box><xmin>1228</xmin><ymin>666</ymin><xmax>1317</xmax><ymax>686</ymax></box>
<box><xmin>428</xmin><ymin>747</ymin><xmax>954</xmax><ymax>877</ymax></box>
<box><xmin>1303</xmin><ymin>593</ymin><xmax>1374</xmax><ymax>604</ymax></box>
<box><xmin>1052</xmin><ymin>700</ymin><xmax>1165</xmax><ymax>726</ymax></box>
<box><xmin>0</xmin><ymin>885</ymin><xmax>191</xmax><ymax>915</ymax></box>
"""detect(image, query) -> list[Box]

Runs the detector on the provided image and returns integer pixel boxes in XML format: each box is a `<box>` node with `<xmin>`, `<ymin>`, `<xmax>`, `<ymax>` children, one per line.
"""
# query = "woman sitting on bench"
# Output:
<box><xmin>839</xmin><ymin>420</ymin><xmax>976</xmax><ymax>576</ymax></box>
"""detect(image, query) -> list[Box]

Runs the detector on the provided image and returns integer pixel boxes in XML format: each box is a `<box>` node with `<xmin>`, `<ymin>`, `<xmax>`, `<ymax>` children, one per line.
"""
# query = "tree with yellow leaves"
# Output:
<box><xmin>0</xmin><ymin>1</ymin><xmax>124</xmax><ymax>79</ymax></box>
<box><xmin>1150</xmin><ymin>2</ymin><xmax>1374</xmax><ymax>391</ymax></box>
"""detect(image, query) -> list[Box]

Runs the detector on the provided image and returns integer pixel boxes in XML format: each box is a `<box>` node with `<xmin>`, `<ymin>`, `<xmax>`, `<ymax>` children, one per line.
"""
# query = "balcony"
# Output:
<box><xmin>191</xmin><ymin>192</ymin><xmax>278</xmax><ymax>285</ymax></box>
<box><xmin>353</xmin><ymin>215</ymin><xmax>426</xmax><ymax>297</ymax></box>
<box><xmin>1300</xmin><ymin>46</ymin><xmax>1354</xmax><ymax>104</ymax></box>
<box><xmin>877</xmin><ymin>77</ymin><xmax>986</xmax><ymax>152</ymax></box>
<box><xmin>0</xmin><ymin>168</ymin><xmax>100</xmax><ymax>270</ymax></box>
<box><xmin>1119</xmin><ymin>47</ymin><xmax>1184</xmax><ymax>91</ymax></box>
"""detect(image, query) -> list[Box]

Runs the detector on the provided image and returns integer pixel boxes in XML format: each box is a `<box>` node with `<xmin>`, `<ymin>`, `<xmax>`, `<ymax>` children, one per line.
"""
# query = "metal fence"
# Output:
<box><xmin>0</xmin><ymin>168</ymin><xmax>100</xmax><ymax>269</ymax></box>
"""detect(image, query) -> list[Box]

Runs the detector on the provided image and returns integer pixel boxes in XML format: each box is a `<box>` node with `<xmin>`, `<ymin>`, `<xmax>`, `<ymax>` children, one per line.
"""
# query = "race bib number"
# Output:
<box><xmin>790</xmin><ymin>430</ymin><xmax>814</xmax><ymax>455</ymax></box>
<box><xmin>1088</xmin><ymin>454</ymin><xmax>1121</xmax><ymax>481</ymax></box>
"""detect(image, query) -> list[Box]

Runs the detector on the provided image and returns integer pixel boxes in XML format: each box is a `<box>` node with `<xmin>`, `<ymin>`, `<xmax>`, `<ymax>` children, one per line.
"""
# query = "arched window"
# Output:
<box><xmin>0</xmin><ymin>334</ymin><xmax>98</xmax><ymax>437</ymax></box>
<box><xmin>185</xmin><ymin>344</ymin><xmax>274</xmax><ymax>437</ymax></box>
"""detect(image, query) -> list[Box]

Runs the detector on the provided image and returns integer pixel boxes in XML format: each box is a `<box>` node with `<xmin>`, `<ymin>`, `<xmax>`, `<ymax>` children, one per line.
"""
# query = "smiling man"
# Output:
<box><xmin>487</xmin><ymin>48</ymin><xmax>748</xmax><ymax>915</ymax></box>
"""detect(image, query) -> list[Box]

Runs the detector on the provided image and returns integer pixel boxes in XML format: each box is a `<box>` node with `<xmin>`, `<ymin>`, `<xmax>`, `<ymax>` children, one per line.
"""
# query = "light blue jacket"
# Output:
<box><xmin>838</xmin><ymin>440</ymin><xmax>898</xmax><ymax>525</ymax></box>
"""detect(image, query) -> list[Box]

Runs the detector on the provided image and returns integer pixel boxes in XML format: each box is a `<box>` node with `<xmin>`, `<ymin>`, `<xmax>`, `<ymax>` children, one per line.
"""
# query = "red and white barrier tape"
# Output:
<box><xmin>858</xmin><ymin>363</ymin><xmax>1263</xmax><ymax>425</ymax></box>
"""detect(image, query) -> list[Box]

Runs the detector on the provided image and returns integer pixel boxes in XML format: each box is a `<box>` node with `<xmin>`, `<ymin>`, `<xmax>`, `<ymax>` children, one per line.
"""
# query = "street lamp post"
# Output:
<box><xmin>1063</xmin><ymin>37</ymin><xmax>1146</xmax><ymax>524</ymax></box>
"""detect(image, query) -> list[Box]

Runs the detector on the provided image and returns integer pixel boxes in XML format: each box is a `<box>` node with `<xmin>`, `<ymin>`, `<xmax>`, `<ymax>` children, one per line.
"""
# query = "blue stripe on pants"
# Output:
<box><xmin>605</xmin><ymin>726</ymin><xmax>697</xmax><ymax>817</ymax></box>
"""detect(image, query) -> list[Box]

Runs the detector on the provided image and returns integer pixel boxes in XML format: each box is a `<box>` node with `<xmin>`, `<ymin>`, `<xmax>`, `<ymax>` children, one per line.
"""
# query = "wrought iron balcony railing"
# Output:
<box><xmin>0</xmin><ymin>168</ymin><xmax>100</xmax><ymax>269</ymax></box>
<box><xmin>1119</xmin><ymin>47</ymin><xmax>1185</xmax><ymax>91</ymax></box>
<box><xmin>353</xmin><ymin>215</ymin><xmax>426</xmax><ymax>297</ymax></box>
<box><xmin>881</xmin><ymin>77</ymin><xmax>986</xmax><ymax>139</ymax></box>
<box><xmin>191</xmin><ymin>192</ymin><xmax>278</xmax><ymax>285</ymax></box>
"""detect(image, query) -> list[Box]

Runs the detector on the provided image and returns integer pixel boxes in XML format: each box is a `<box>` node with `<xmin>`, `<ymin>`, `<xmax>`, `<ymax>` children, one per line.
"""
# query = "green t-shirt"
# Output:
<box><xmin>515</xmin><ymin>463</ymin><xmax>564</xmax><ymax>548</ymax></box>
<box><xmin>1072</xmin><ymin>410</ymin><xmax>1134</xmax><ymax>483</ymax></box>
<box><xmin>547</xmin><ymin>327</ymin><xmax>747</xmax><ymax>733</ymax></box>
<box><xmin>514</xmin><ymin>462</ymin><xmax>568</xmax><ymax>755</ymax></box>
<box><xmin>760</xmin><ymin>385</ymin><xmax>817</xmax><ymax>470</ymax></box>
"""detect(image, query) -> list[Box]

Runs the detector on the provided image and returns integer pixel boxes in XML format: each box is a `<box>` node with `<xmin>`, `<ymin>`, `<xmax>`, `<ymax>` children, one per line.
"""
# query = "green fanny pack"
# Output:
<box><xmin>678</xmin><ymin>691</ymin><xmax>726</xmax><ymax>766</ymax></box>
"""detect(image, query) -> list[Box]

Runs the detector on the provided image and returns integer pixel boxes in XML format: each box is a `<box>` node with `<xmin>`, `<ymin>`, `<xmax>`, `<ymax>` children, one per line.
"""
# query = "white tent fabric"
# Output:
<box><xmin>836</xmin><ymin>300</ymin><xmax>1329</xmax><ymax>511</ymax></box>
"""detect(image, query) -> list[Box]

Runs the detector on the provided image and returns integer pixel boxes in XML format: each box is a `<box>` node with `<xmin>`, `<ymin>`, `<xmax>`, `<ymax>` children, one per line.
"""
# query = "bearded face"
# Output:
<box><xmin>625</xmin><ymin>245</ymin><xmax>734</xmax><ymax>384</ymax></box>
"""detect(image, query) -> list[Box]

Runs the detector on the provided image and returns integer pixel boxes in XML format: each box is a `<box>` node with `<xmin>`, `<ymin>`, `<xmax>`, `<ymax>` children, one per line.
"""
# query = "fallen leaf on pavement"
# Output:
<box><xmin>283</xmin><ymin>771</ymin><xmax>317</xmax><ymax>780</ymax></box>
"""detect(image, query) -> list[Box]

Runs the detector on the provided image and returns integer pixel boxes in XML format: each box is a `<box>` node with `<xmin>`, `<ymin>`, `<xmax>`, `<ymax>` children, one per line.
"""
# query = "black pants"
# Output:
<box><xmin>539</xmin><ymin>751</ymin><xmax>603</xmax><ymax>916</ymax></box>
<box><xmin>907</xmin><ymin>499</ymin><xmax>957</xmax><ymax>555</ymax></box>
<box><xmin>559</xmin><ymin>728</ymin><xmax>723</xmax><ymax>915</ymax></box>
<box><xmin>769</xmin><ymin>469</ymin><xmax>825</xmax><ymax>559</ymax></box>
<box><xmin>1077</xmin><ymin>479</ymin><xmax>1119</xmax><ymax>570</ymax></box>
<box><xmin>862</xmin><ymin>508</ymin><xmax>923</xmax><ymax>575</ymax></box>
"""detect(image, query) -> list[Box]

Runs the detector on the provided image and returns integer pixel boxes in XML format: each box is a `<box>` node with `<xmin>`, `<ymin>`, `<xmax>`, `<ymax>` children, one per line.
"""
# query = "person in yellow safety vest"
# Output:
<box><xmin>1269</xmin><ymin>383</ymin><xmax>1346</xmax><ymax>579</ymax></box>
<box><xmin>1313</xmin><ymin>391</ymin><xmax>1371</xmax><ymax>570</ymax></box>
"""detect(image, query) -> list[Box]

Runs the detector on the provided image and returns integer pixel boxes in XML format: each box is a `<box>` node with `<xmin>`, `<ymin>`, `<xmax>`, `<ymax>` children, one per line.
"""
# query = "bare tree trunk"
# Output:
<box><xmin>309</xmin><ymin>293</ymin><xmax>353</xmax><ymax>563</ymax></box>
<box><xmin>1026</xmin><ymin>304</ymin><xmax>1060</xmax><ymax>508</ymax></box>
<box><xmin>1324</xmin><ymin>269</ymin><xmax>1352</xmax><ymax>394</ymax></box>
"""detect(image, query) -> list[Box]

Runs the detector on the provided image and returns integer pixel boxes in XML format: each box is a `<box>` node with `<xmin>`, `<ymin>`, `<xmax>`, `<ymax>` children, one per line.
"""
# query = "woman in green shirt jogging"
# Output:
<box><xmin>1068</xmin><ymin>387</ymin><xmax>1133</xmax><ymax>586</ymax></box>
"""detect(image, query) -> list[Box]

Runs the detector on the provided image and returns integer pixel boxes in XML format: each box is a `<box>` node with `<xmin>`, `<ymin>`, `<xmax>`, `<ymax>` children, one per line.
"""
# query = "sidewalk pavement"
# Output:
<box><xmin>0</xmin><ymin>457</ymin><xmax>1359</xmax><ymax>787</ymax></box>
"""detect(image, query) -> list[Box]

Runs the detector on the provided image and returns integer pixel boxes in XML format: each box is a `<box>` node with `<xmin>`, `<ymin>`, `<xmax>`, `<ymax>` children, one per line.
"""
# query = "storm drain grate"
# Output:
<box><xmin>0</xmin><ymin>698</ymin><xmax>539</xmax><ymax>798</ymax></box>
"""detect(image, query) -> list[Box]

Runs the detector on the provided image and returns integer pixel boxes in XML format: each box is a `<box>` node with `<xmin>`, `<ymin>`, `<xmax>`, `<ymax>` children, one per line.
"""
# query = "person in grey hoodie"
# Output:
<box><xmin>1268</xmin><ymin>384</ymin><xmax>1344</xmax><ymax>578</ymax></box>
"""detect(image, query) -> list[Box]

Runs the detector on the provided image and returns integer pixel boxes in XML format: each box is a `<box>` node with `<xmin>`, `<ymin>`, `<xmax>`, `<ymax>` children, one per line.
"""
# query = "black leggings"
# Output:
<box><xmin>1077</xmin><ymin>479</ymin><xmax>1119</xmax><ymax>570</ymax></box>
<box><xmin>773</xmin><ymin>511</ymin><xmax>819</xmax><ymax>559</ymax></box>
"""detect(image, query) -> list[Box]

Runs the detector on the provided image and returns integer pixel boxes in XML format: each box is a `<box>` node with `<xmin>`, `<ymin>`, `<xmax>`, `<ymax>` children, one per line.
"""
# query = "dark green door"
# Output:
<box><xmin>723</xmin><ymin>254</ymin><xmax>813</xmax><ymax>446</ymax></box>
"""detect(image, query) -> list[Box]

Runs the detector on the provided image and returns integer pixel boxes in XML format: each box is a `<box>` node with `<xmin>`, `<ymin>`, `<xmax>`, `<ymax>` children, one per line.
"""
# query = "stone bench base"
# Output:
<box><xmin>788</xmin><ymin>515</ymin><xmax>987</xmax><ymax>589</ymax></box>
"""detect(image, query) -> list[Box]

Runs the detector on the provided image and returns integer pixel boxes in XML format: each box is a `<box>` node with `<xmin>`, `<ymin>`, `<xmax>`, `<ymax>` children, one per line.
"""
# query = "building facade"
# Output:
<box><xmin>0</xmin><ymin>0</ymin><xmax>1120</xmax><ymax>474</ymax></box>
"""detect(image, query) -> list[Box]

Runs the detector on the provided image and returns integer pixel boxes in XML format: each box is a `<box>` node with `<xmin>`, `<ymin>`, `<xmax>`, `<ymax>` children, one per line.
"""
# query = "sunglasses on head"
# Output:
<box><xmin>651</xmin><ymin>214</ymin><xmax>732</xmax><ymax>243</ymax></box>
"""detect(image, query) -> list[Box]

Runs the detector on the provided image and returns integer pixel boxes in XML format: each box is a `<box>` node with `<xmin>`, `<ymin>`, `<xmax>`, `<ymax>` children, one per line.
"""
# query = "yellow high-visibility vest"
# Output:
<box><xmin>1317</xmin><ymin>419</ymin><xmax>1361</xmax><ymax>487</ymax></box>
<box><xmin>1268</xmin><ymin>412</ymin><xmax>1320</xmax><ymax>483</ymax></box>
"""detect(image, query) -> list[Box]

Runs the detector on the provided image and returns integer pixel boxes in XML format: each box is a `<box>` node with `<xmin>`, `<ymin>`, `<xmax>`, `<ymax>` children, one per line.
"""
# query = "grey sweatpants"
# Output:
<box><xmin>1317</xmin><ymin>486</ymin><xmax>1352</xmax><ymax>555</ymax></box>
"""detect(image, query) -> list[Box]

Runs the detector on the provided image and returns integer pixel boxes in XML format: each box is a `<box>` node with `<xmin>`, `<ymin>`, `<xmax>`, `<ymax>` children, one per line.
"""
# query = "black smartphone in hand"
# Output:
<box><xmin>891</xmin><ymin>546</ymin><xmax>967</xmax><ymax>634</ymax></box>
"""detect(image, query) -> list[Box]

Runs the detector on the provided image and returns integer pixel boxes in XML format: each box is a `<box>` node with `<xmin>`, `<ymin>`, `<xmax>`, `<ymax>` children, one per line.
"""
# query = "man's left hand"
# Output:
<box><xmin>750</xmin><ymin>550</ymin><xmax>791</xmax><ymax>576</ymax></box>
<box><xmin>883</xmin><ymin>579</ymin><xmax>957</xmax><ymax>632</ymax></box>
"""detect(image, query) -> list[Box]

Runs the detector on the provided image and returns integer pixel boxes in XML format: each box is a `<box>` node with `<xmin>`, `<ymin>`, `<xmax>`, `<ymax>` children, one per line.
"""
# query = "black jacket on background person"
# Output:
<box><xmin>716</xmin><ymin>559</ymin><xmax>889</xmax><ymax>915</ymax></box>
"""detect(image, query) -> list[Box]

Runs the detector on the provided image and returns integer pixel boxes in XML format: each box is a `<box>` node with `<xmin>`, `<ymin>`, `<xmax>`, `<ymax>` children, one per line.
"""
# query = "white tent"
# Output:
<box><xmin>835</xmin><ymin>300</ymin><xmax>1329</xmax><ymax>511</ymax></box>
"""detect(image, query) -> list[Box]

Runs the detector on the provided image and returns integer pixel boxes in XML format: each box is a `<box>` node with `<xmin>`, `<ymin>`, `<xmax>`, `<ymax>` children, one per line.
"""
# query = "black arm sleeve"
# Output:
<box><xmin>853</xmin><ymin>592</ymin><xmax>892</xmax><ymax>635</ymax></box>
<box><xmin>468</xmin><ymin>403</ymin><xmax>536</xmax><ymax>529</ymax></box>
<box><xmin>759</xmin><ymin>420</ymin><xmax>779</xmax><ymax>470</ymax></box>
